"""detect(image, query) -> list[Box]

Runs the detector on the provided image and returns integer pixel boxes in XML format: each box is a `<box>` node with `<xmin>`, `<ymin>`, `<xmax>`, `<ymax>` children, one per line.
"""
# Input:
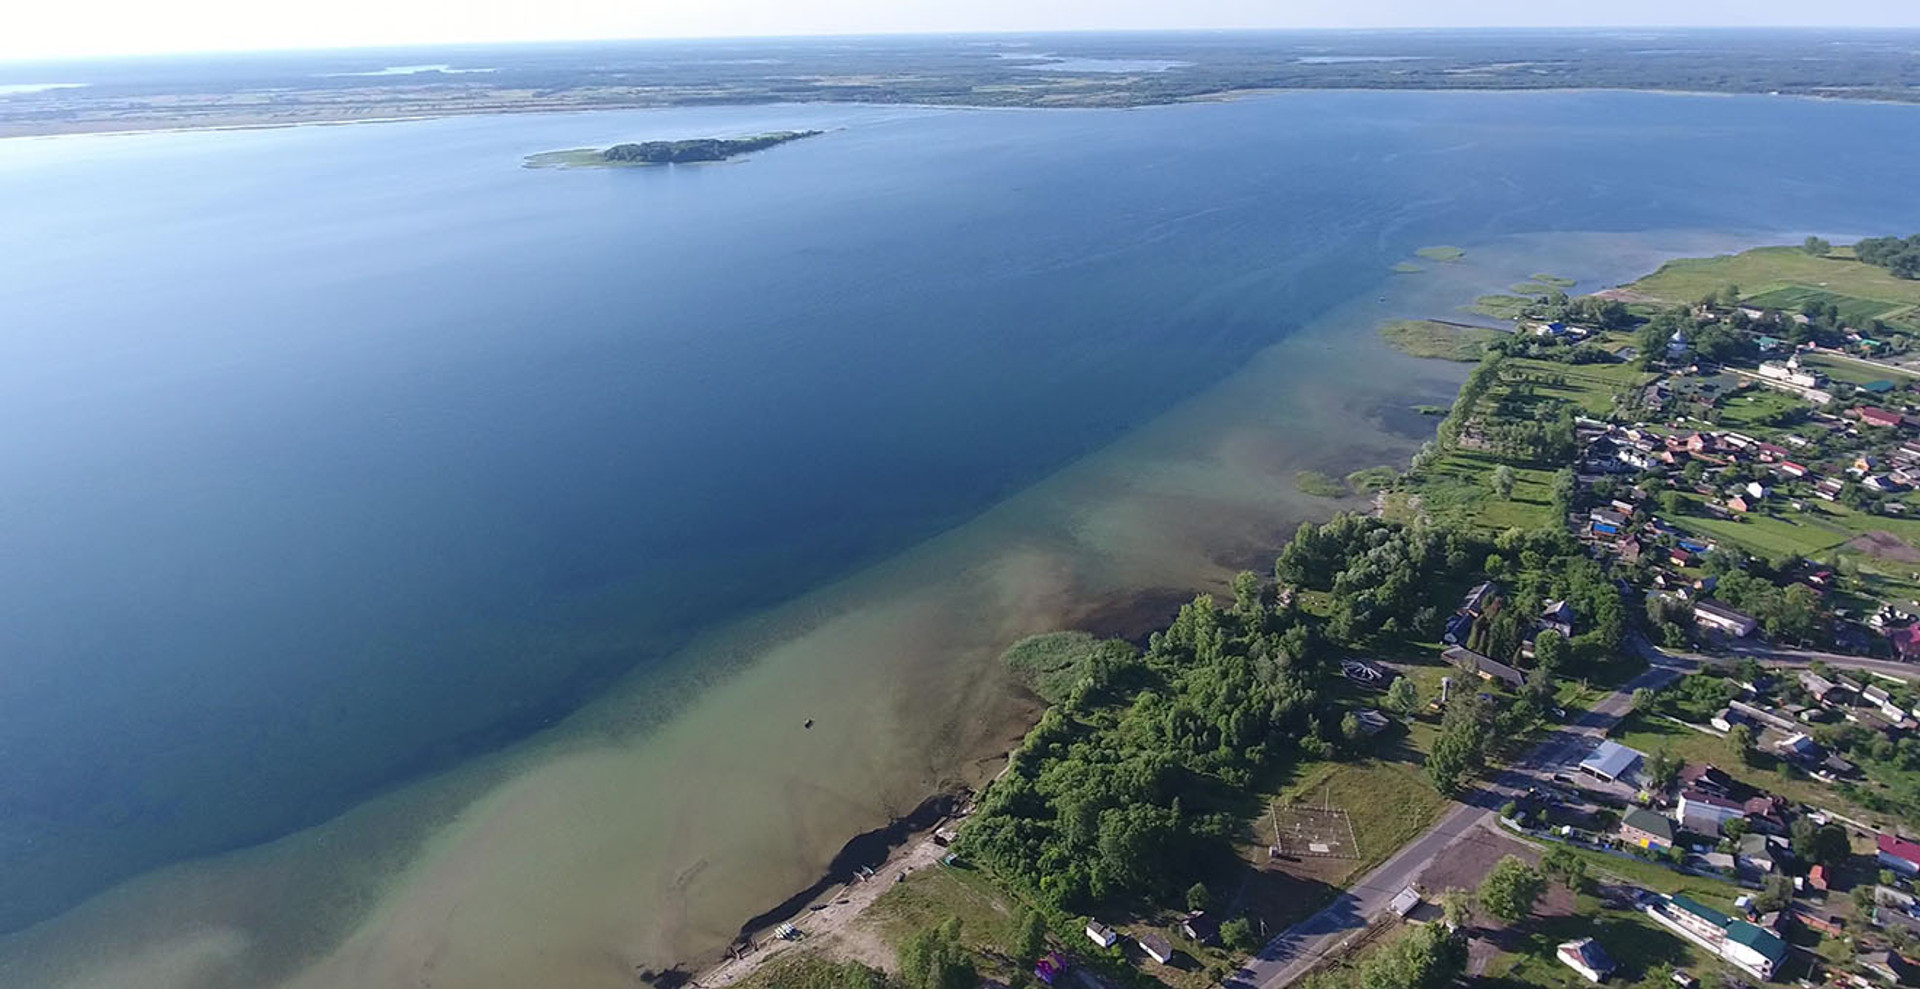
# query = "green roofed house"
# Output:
<box><xmin>1724</xmin><ymin>920</ymin><xmax>1789</xmax><ymax>979</ymax></box>
<box><xmin>1864</xmin><ymin>379</ymin><xmax>1897</xmax><ymax>395</ymax></box>
<box><xmin>1644</xmin><ymin>894</ymin><xmax>1787</xmax><ymax>981</ymax></box>
<box><xmin>1619</xmin><ymin>807</ymin><xmax>1676</xmax><ymax>852</ymax></box>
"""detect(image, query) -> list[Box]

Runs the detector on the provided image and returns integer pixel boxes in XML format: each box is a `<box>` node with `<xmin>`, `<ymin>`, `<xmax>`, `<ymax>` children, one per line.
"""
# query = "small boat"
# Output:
<box><xmin>803</xmin><ymin>718</ymin><xmax>814</xmax><ymax>729</ymax></box>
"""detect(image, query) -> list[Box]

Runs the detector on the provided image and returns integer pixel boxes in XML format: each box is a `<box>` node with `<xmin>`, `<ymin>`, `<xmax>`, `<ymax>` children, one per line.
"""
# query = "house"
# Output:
<box><xmin>1800</xmin><ymin>670</ymin><xmax>1841</xmax><ymax>703</ymax></box>
<box><xmin>1711</xmin><ymin>708</ymin><xmax>1755</xmax><ymax>733</ymax></box>
<box><xmin>1879</xmin><ymin>833</ymin><xmax>1920</xmax><ymax>877</ymax></box>
<box><xmin>1861</xmin><ymin>407</ymin><xmax>1907</xmax><ymax>430</ymax></box>
<box><xmin>1541</xmin><ymin>600</ymin><xmax>1577</xmax><ymax>637</ymax></box>
<box><xmin>1179</xmin><ymin>911</ymin><xmax>1219</xmax><ymax>944</ymax></box>
<box><xmin>1085</xmin><ymin>921</ymin><xmax>1119</xmax><ymax>948</ymax></box>
<box><xmin>1816</xmin><ymin>477</ymin><xmax>1846</xmax><ymax>501</ymax></box>
<box><xmin>1618</xmin><ymin>536</ymin><xmax>1645</xmax><ymax>563</ymax></box>
<box><xmin>1729</xmin><ymin>699</ymin><xmax>1798</xmax><ymax>733</ymax></box>
<box><xmin>1351</xmin><ymin>709</ymin><xmax>1391</xmax><ymax>737</ymax></box>
<box><xmin>1775</xmin><ymin>732</ymin><xmax>1823</xmax><ymax>764</ymax></box>
<box><xmin>1737</xmin><ymin>833</ymin><xmax>1781</xmax><ymax>873</ymax></box>
<box><xmin>1727</xmin><ymin>495</ymin><xmax>1752</xmax><ymax>514</ymax></box>
<box><xmin>1443</xmin><ymin>645</ymin><xmax>1526</xmax><ymax>689</ymax></box>
<box><xmin>1777</xmin><ymin>460</ymin><xmax>1809</xmax><ymax>478</ymax></box>
<box><xmin>1679</xmin><ymin>763</ymin><xmax>1746</xmax><ymax>799</ymax></box>
<box><xmin>1675</xmin><ymin>790</ymin><xmax>1747</xmax><ymax>835</ymax></box>
<box><xmin>1620</xmin><ymin>807</ymin><xmax>1676</xmax><ymax>851</ymax></box>
<box><xmin>1442</xmin><ymin>612</ymin><xmax>1473</xmax><ymax>646</ymax></box>
<box><xmin>1809</xmin><ymin>864</ymin><xmax>1831</xmax><ymax>891</ymax></box>
<box><xmin>1693</xmin><ymin>600</ymin><xmax>1759</xmax><ymax>638</ymax></box>
<box><xmin>1591</xmin><ymin>508</ymin><xmax>1629</xmax><ymax>528</ymax></box>
<box><xmin>1582</xmin><ymin>739</ymin><xmax>1646</xmax><ymax>785</ymax></box>
<box><xmin>1557</xmin><ymin>938</ymin><xmax>1618</xmax><ymax>983</ymax></box>
<box><xmin>1745</xmin><ymin>796</ymin><xmax>1793</xmax><ymax>837</ymax></box>
<box><xmin>1138</xmin><ymin>933</ymin><xmax>1174</xmax><ymax>965</ymax></box>
<box><xmin>1459</xmin><ymin>581</ymin><xmax>1500</xmax><ymax>616</ymax></box>
<box><xmin>1644</xmin><ymin>895</ymin><xmax>1787</xmax><ymax>980</ymax></box>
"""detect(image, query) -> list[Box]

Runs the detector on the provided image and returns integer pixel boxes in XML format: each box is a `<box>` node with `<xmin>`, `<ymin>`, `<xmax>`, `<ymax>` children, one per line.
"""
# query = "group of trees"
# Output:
<box><xmin>1857</xmin><ymin>234</ymin><xmax>1920</xmax><ymax>280</ymax></box>
<box><xmin>961</xmin><ymin>586</ymin><xmax>1326</xmax><ymax>911</ymax></box>
<box><xmin>896</xmin><ymin>920</ymin><xmax>977</xmax><ymax>989</ymax></box>
<box><xmin>1300</xmin><ymin>923</ymin><xmax>1466</xmax><ymax>989</ymax></box>
<box><xmin>1276</xmin><ymin>514</ymin><xmax>1488</xmax><ymax>647</ymax></box>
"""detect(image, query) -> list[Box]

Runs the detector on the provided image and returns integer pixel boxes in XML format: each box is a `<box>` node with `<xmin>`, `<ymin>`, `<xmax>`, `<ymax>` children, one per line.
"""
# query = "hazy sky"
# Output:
<box><xmin>6</xmin><ymin>0</ymin><xmax>1920</xmax><ymax>61</ymax></box>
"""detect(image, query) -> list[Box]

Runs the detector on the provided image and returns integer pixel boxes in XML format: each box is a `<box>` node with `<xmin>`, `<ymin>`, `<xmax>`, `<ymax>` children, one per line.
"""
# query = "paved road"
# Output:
<box><xmin>1226</xmin><ymin>652</ymin><xmax>1686</xmax><ymax>989</ymax></box>
<box><xmin>1720</xmin><ymin>643</ymin><xmax>1919</xmax><ymax>681</ymax></box>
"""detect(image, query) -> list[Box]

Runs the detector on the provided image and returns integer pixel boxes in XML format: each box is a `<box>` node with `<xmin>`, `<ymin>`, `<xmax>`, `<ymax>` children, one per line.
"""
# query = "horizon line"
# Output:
<box><xmin>5</xmin><ymin>23</ymin><xmax>1920</xmax><ymax>66</ymax></box>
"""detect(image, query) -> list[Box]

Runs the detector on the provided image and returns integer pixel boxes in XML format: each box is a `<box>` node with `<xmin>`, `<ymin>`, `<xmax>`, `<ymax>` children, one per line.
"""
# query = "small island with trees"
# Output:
<box><xmin>524</xmin><ymin>130</ymin><xmax>823</xmax><ymax>169</ymax></box>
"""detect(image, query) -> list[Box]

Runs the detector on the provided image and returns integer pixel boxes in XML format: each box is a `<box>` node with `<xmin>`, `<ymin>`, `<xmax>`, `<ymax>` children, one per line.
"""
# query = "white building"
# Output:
<box><xmin>1557</xmin><ymin>938</ymin><xmax>1618</xmax><ymax>983</ymax></box>
<box><xmin>1675</xmin><ymin>790</ymin><xmax>1747</xmax><ymax>835</ymax></box>
<box><xmin>1693</xmin><ymin>600</ymin><xmax>1759</xmax><ymax>638</ymax></box>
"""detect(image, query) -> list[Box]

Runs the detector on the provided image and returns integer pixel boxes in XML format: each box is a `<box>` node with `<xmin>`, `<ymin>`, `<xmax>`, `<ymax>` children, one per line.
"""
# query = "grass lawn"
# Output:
<box><xmin>1668</xmin><ymin>498</ymin><xmax>1853</xmax><ymax>560</ymax></box>
<box><xmin>1256</xmin><ymin>759</ymin><xmax>1451</xmax><ymax>888</ymax></box>
<box><xmin>1404</xmin><ymin>450</ymin><xmax>1558</xmax><ymax>531</ymax></box>
<box><xmin>1626</xmin><ymin>246</ymin><xmax>1920</xmax><ymax>327</ymax></box>
<box><xmin>1710</xmin><ymin>387</ymin><xmax>1808</xmax><ymax>433</ymax></box>
<box><xmin>1799</xmin><ymin>352</ymin><xmax>1920</xmax><ymax>387</ymax></box>
<box><xmin>862</xmin><ymin>864</ymin><xmax>1024</xmax><ymax>967</ymax></box>
<box><xmin>1507</xmin><ymin>358</ymin><xmax>1653</xmax><ymax>418</ymax></box>
<box><xmin>1378</xmin><ymin>319</ymin><xmax>1497</xmax><ymax>361</ymax></box>
<box><xmin>1609</xmin><ymin>712</ymin><xmax>1898</xmax><ymax>829</ymax></box>
<box><xmin>1479</xmin><ymin>898</ymin><xmax>1725</xmax><ymax>989</ymax></box>
<box><xmin>1744</xmin><ymin>285</ymin><xmax>1912</xmax><ymax>328</ymax></box>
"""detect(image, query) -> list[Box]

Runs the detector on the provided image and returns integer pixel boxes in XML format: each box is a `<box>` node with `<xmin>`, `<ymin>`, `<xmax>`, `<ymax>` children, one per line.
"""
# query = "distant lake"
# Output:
<box><xmin>2</xmin><ymin>88</ymin><xmax>1920</xmax><ymax>988</ymax></box>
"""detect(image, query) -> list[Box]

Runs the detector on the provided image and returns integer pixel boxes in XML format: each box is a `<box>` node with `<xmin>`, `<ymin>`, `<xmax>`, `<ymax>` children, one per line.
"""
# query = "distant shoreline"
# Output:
<box><xmin>4</xmin><ymin>84</ymin><xmax>1917</xmax><ymax>143</ymax></box>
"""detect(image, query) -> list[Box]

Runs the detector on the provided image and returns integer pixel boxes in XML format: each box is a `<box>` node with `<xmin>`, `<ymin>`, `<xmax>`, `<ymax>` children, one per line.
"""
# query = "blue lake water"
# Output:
<box><xmin>2</xmin><ymin>89</ymin><xmax>1920</xmax><ymax>977</ymax></box>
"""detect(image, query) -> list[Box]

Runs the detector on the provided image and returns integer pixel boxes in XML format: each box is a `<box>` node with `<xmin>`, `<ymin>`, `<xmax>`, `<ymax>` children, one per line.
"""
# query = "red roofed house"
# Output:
<box><xmin>1778</xmin><ymin>461</ymin><xmax>1809</xmax><ymax>478</ymax></box>
<box><xmin>1880</xmin><ymin>833</ymin><xmax>1920</xmax><ymax>877</ymax></box>
<box><xmin>1861</xmin><ymin>407</ymin><xmax>1907</xmax><ymax>430</ymax></box>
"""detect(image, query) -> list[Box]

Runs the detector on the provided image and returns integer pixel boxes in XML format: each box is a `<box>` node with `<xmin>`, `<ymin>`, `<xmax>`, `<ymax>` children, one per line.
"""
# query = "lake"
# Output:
<box><xmin>2</xmin><ymin>89</ymin><xmax>1918</xmax><ymax>988</ymax></box>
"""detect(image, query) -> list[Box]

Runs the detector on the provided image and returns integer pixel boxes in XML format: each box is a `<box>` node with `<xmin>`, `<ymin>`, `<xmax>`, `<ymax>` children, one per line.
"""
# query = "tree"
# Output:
<box><xmin>1221</xmin><ymin>917</ymin><xmax>1257</xmax><ymax>952</ymax></box>
<box><xmin>1186</xmin><ymin>882</ymin><xmax>1211</xmax><ymax>913</ymax></box>
<box><xmin>1011</xmin><ymin>910</ymin><xmax>1047</xmax><ymax>967</ymax></box>
<box><xmin>1340</xmin><ymin>711</ymin><xmax>1364</xmax><ymax>745</ymax></box>
<box><xmin>1791</xmin><ymin>818</ymin><xmax>1851</xmax><ymax>866</ymax></box>
<box><xmin>1477</xmin><ymin>855</ymin><xmax>1546</xmax><ymax>924</ymax></box>
<box><xmin>1644</xmin><ymin>749</ymin><xmax>1682</xmax><ymax>792</ymax></box>
<box><xmin>1386</xmin><ymin>676</ymin><xmax>1421</xmax><ymax>717</ymax></box>
<box><xmin>899</xmin><ymin>919</ymin><xmax>977</xmax><ymax>989</ymax></box>
<box><xmin>1541</xmin><ymin>845</ymin><xmax>1589</xmax><ymax>893</ymax></box>
<box><xmin>1728</xmin><ymin>723</ymin><xmax>1757</xmax><ymax>765</ymax></box>
<box><xmin>1492</xmin><ymin>465</ymin><xmax>1516</xmax><ymax>500</ymax></box>
<box><xmin>1754</xmin><ymin>874</ymin><xmax>1794</xmax><ymax>913</ymax></box>
<box><xmin>1631</xmin><ymin>687</ymin><xmax>1655</xmax><ymax>713</ymax></box>
<box><xmin>1354</xmin><ymin>923</ymin><xmax>1465</xmax><ymax>989</ymax></box>
<box><xmin>1803</xmin><ymin>235</ymin><xmax>1832</xmax><ymax>257</ymax></box>
<box><xmin>1440</xmin><ymin>890</ymin><xmax>1476</xmax><ymax>929</ymax></box>
<box><xmin>1428</xmin><ymin>693</ymin><xmax>1491</xmax><ymax>794</ymax></box>
<box><xmin>1659</xmin><ymin>490</ymin><xmax>1687</xmax><ymax>516</ymax></box>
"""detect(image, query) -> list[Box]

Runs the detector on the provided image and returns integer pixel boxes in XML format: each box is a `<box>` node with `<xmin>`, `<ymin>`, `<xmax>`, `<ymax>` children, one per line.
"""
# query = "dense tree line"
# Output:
<box><xmin>1857</xmin><ymin>234</ymin><xmax>1920</xmax><ymax>280</ymax></box>
<box><xmin>960</xmin><ymin>587</ymin><xmax>1326</xmax><ymax>911</ymax></box>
